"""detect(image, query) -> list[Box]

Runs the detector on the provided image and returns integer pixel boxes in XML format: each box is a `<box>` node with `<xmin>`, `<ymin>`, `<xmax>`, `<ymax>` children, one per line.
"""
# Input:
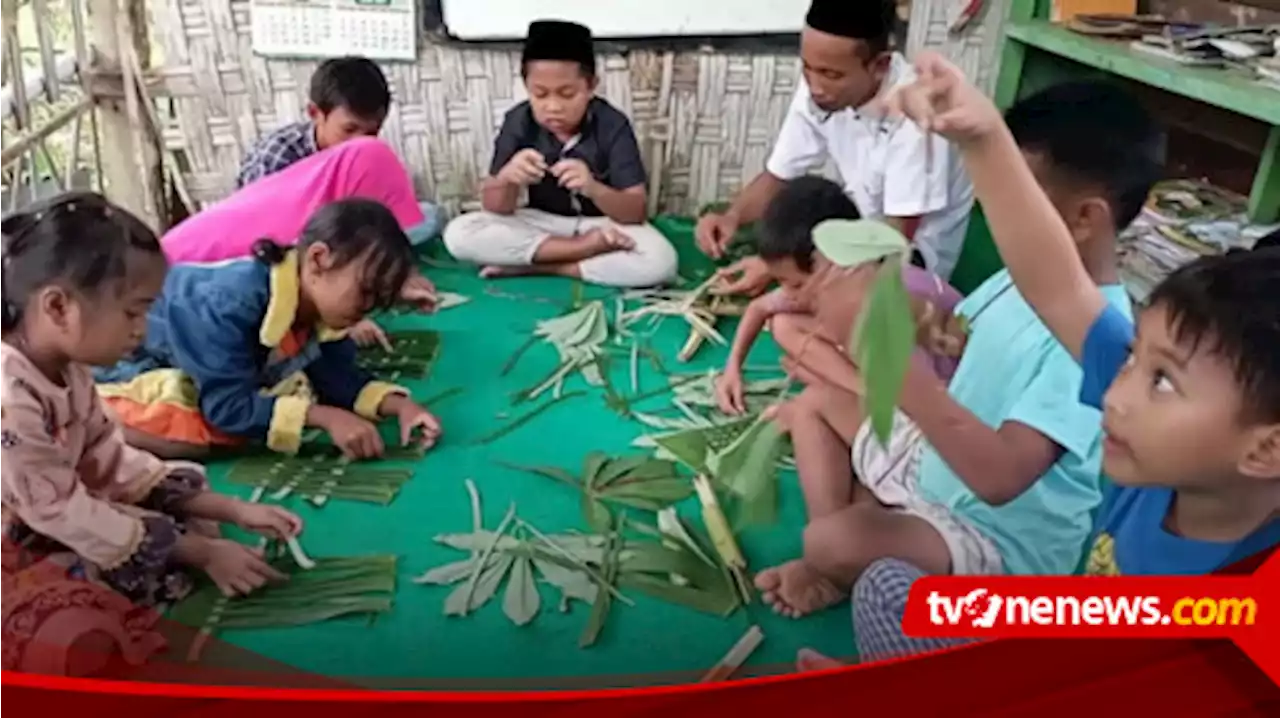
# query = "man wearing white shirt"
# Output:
<box><xmin>698</xmin><ymin>0</ymin><xmax>974</xmax><ymax>295</ymax></box>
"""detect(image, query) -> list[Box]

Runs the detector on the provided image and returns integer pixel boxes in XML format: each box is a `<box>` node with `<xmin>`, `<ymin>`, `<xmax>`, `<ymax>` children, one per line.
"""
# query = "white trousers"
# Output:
<box><xmin>442</xmin><ymin>208</ymin><xmax>679</xmax><ymax>288</ymax></box>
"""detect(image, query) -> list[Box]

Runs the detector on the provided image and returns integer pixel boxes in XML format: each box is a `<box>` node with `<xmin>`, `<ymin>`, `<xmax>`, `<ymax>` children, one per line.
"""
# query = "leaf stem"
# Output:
<box><xmin>460</xmin><ymin>505</ymin><xmax>517</xmax><ymax>616</ymax></box>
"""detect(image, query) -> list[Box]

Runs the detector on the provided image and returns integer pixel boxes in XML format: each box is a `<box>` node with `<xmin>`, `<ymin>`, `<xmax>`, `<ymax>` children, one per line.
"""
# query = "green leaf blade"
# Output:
<box><xmin>853</xmin><ymin>261</ymin><xmax>917</xmax><ymax>445</ymax></box>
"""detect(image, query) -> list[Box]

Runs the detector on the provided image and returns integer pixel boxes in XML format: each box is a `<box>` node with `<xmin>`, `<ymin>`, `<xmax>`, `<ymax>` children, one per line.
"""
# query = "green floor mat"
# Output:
<box><xmin>181</xmin><ymin>229</ymin><xmax>858</xmax><ymax>685</ymax></box>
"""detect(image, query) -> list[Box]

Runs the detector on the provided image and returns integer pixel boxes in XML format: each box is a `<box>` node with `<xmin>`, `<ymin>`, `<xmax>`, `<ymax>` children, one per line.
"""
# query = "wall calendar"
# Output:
<box><xmin>251</xmin><ymin>0</ymin><xmax>417</xmax><ymax>61</ymax></box>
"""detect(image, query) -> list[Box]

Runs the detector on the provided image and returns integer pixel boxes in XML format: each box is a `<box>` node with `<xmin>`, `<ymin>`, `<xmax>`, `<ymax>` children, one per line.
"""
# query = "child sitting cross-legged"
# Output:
<box><xmin>753</xmin><ymin>79</ymin><xmax>1159</xmax><ymax>619</ymax></box>
<box><xmin>715</xmin><ymin>175</ymin><xmax>963</xmax><ymax>416</ymax></box>
<box><xmin>2</xmin><ymin>192</ymin><xmax>303</xmax><ymax>607</ymax></box>
<box><xmin>443</xmin><ymin>20</ymin><xmax>678</xmax><ymax>288</ymax></box>
<box><xmin>96</xmin><ymin>198</ymin><xmax>442</xmax><ymax>462</ymax></box>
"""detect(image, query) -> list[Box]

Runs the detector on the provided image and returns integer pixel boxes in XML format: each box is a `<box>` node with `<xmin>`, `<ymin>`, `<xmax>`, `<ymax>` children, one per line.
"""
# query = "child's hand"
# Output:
<box><xmin>400</xmin><ymin>273</ymin><xmax>439</xmax><ymax>313</ymax></box>
<box><xmin>350</xmin><ymin>318</ymin><xmax>393</xmax><ymax>351</ymax></box>
<box><xmin>715</xmin><ymin>367</ymin><xmax>747</xmax><ymax>415</ymax></box>
<box><xmin>201</xmin><ymin>539</ymin><xmax>288</xmax><ymax>597</ymax></box>
<box><xmin>498</xmin><ymin>149</ymin><xmax>548</xmax><ymax>186</ymax></box>
<box><xmin>910</xmin><ymin>296</ymin><xmax>969</xmax><ymax>359</ymax></box>
<box><xmin>323</xmin><ymin>410</ymin><xmax>385</xmax><ymax>459</ymax></box>
<box><xmin>395</xmin><ymin>402</ymin><xmax>442</xmax><ymax>449</ymax></box>
<box><xmin>712</xmin><ymin>256</ymin><xmax>772</xmax><ymax>297</ymax></box>
<box><xmin>550</xmin><ymin>159</ymin><xmax>599</xmax><ymax>198</ymax></box>
<box><xmin>882</xmin><ymin>51</ymin><xmax>1002</xmax><ymax>146</ymax></box>
<box><xmin>233</xmin><ymin>503</ymin><xmax>302</xmax><ymax>541</ymax></box>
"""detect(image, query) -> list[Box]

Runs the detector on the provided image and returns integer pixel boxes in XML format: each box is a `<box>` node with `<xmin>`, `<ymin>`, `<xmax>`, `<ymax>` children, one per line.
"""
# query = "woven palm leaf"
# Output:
<box><xmin>169</xmin><ymin>554</ymin><xmax>397</xmax><ymax>661</ymax></box>
<box><xmin>225</xmin><ymin>445</ymin><xmax>421</xmax><ymax>506</ymax></box>
<box><xmin>356</xmin><ymin>329</ymin><xmax>442</xmax><ymax>380</ymax></box>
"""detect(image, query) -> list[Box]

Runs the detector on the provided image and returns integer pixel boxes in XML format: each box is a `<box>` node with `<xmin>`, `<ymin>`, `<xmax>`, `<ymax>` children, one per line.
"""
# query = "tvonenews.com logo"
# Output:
<box><xmin>926</xmin><ymin>589</ymin><xmax>1258</xmax><ymax>629</ymax></box>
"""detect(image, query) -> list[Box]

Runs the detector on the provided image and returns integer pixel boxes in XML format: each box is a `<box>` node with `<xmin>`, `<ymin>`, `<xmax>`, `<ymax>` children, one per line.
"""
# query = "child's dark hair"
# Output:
<box><xmin>251</xmin><ymin>198</ymin><xmax>413</xmax><ymax>311</ymax></box>
<box><xmin>758</xmin><ymin>175</ymin><xmax>861</xmax><ymax>272</ymax></box>
<box><xmin>1146</xmin><ymin>246</ymin><xmax>1280</xmax><ymax>423</ymax></box>
<box><xmin>1005</xmin><ymin>81</ymin><xmax>1164</xmax><ymax>231</ymax></box>
<box><xmin>310</xmin><ymin>56</ymin><xmax>391</xmax><ymax>119</ymax></box>
<box><xmin>1</xmin><ymin>192</ymin><xmax>163</xmax><ymax>332</ymax></box>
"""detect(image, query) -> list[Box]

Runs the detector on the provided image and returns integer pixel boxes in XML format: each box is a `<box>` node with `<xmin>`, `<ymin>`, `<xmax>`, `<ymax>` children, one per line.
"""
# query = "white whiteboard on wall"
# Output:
<box><xmin>440</xmin><ymin>0</ymin><xmax>808</xmax><ymax>40</ymax></box>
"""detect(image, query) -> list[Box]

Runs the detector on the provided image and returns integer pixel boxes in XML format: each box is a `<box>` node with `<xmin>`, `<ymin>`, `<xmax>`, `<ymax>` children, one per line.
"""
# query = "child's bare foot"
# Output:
<box><xmin>755</xmin><ymin>559</ymin><xmax>845</xmax><ymax>618</ymax></box>
<box><xmin>581</xmin><ymin>226</ymin><xmax>635</xmax><ymax>256</ymax></box>
<box><xmin>796</xmin><ymin>648</ymin><xmax>844</xmax><ymax>672</ymax></box>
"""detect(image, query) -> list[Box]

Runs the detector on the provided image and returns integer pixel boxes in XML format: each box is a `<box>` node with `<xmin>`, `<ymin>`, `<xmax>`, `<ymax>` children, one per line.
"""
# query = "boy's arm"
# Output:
<box><xmin>587</xmin><ymin>184</ymin><xmax>647</xmax><ymax>225</ymax></box>
<box><xmin>958</xmin><ymin>107</ymin><xmax>1107</xmax><ymax>361</ymax></box>
<box><xmin>725</xmin><ymin>295</ymin><xmax>774</xmax><ymax>371</ymax></box>
<box><xmin>589</xmin><ymin>124</ymin><xmax>649</xmax><ymax>225</ymax></box>
<box><xmin>898</xmin><ymin>358</ymin><xmax>1066</xmax><ymax>506</ymax></box>
<box><xmin>481</xmin><ymin>113</ymin><xmax>525</xmax><ymax>215</ymax></box>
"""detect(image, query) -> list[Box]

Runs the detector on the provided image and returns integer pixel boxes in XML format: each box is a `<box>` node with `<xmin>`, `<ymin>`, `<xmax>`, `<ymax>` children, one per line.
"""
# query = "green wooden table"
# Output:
<box><xmin>990</xmin><ymin>1</ymin><xmax>1280</xmax><ymax>224</ymax></box>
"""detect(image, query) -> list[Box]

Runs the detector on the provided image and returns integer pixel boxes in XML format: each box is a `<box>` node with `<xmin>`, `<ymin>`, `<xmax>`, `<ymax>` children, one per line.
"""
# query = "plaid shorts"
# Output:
<box><xmin>851</xmin><ymin>411</ymin><xmax>1004</xmax><ymax>576</ymax></box>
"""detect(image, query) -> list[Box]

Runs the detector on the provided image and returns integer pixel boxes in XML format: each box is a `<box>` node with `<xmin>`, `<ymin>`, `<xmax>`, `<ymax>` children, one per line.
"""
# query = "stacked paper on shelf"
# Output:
<box><xmin>1118</xmin><ymin>179</ymin><xmax>1278</xmax><ymax>302</ymax></box>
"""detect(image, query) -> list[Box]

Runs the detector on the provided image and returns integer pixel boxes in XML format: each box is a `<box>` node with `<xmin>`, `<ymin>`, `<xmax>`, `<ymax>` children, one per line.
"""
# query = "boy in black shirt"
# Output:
<box><xmin>443</xmin><ymin>20</ymin><xmax>677</xmax><ymax>287</ymax></box>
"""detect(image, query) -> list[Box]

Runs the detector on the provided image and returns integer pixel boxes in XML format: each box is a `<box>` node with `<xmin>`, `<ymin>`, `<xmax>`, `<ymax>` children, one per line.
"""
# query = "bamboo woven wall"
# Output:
<box><xmin>151</xmin><ymin>0</ymin><xmax>813</xmax><ymax>215</ymax></box>
<box><xmin>150</xmin><ymin>0</ymin><xmax>1009</xmax><ymax>215</ymax></box>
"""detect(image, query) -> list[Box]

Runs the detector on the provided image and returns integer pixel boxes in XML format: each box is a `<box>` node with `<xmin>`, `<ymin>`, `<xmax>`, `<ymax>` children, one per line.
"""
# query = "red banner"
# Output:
<box><xmin>3</xmin><ymin>553</ymin><xmax>1277</xmax><ymax>715</ymax></box>
<box><xmin>902</xmin><ymin>546</ymin><xmax>1279</xmax><ymax>683</ymax></box>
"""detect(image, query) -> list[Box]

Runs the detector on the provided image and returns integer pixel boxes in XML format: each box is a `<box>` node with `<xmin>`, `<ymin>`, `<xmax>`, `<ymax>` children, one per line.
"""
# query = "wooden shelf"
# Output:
<box><xmin>1003</xmin><ymin>21</ymin><xmax>1280</xmax><ymax>126</ymax></box>
<box><xmin>994</xmin><ymin>16</ymin><xmax>1280</xmax><ymax>224</ymax></box>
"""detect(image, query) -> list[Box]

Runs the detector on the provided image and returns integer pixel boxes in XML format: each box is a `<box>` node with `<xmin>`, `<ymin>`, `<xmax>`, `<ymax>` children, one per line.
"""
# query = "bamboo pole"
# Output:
<box><xmin>84</xmin><ymin>0</ymin><xmax>159</xmax><ymax>225</ymax></box>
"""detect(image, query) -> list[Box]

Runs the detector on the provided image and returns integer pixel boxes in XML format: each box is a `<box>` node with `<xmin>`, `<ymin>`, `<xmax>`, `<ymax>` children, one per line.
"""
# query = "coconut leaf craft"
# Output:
<box><xmin>510</xmin><ymin>301</ymin><xmax>613</xmax><ymax>403</ymax></box>
<box><xmin>416</xmin><ymin>482</ymin><xmax>741</xmax><ymax>647</ymax></box>
<box><xmin>169</xmin><ymin>545</ymin><xmax>397</xmax><ymax>662</ymax></box>
<box><xmin>356</xmin><ymin>329</ymin><xmax>441</xmax><ymax>381</ymax></box>
<box><xmin>616</xmin><ymin>279</ymin><xmax>746</xmax><ymax>363</ymax></box>
<box><xmin>225</xmin><ymin>444</ymin><xmax>423</xmax><ymax>507</ymax></box>
<box><xmin>502</xmin><ymin>453</ymin><xmax>693</xmax><ymax>532</ymax></box>
<box><xmin>705</xmin><ymin>413</ymin><xmax>789</xmax><ymax>528</ymax></box>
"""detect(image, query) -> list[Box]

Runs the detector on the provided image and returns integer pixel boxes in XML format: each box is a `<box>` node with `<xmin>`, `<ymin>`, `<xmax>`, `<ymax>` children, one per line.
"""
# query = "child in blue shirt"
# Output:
<box><xmin>818</xmin><ymin>54</ymin><xmax>1279</xmax><ymax>669</ymax></box>
<box><xmin>753</xmin><ymin>82</ymin><xmax>1151</xmax><ymax>619</ymax></box>
<box><xmin>898</xmin><ymin>54</ymin><xmax>1280</xmax><ymax>576</ymax></box>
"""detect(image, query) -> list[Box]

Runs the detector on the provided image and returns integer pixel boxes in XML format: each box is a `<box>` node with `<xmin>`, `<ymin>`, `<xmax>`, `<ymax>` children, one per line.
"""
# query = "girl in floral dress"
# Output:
<box><xmin>1</xmin><ymin>192</ymin><xmax>302</xmax><ymax>674</ymax></box>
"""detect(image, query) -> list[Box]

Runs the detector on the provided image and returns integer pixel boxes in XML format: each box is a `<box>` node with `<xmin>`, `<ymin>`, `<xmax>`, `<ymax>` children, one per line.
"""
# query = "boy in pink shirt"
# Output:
<box><xmin>162</xmin><ymin>137</ymin><xmax>437</xmax><ymax>348</ymax></box>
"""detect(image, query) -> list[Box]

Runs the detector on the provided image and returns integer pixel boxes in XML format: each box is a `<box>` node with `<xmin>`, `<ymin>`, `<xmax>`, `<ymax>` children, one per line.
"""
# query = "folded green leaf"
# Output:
<box><xmin>657</xmin><ymin>508</ymin><xmax>717</xmax><ymax>569</ymax></box>
<box><xmin>706</xmin><ymin>414</ymin><xmax>787</xmax><ymax>527</ymax></box>
<box><xmin>582</xmin><ymin>452</ymin><xmax>609</xmax><ymax>490</ymax></box>
<box><xmin>812</xmin><ymin>218</ymin><xmax>910</xmax><ymax>268</ymax></box>
<box><xmin>617</xmin><ymin>572</ymin><xmax>739</xmax><ymax>616</ymax></box>
<box><xmin>503</xmin><ymin>556</ymin><xmax>540</xmax><ymax>626</ymax></box>
<box><xmin>534</xmin><ymin>559</ymin><xmax>599</xmax><ymax>605</ymax></box>
<box><xmin>584</xmin><ymin>494</ymin><xmax>614</xmax><ymax>533</ymax></box>
<box><xmin>853</xmin><ymin>259</ymin><xmax>917</xmax><ymax>445</ymax></box>
<box><xmin>411</xmin><ymin>558</ymin><xmax>478</xmax><ymax>585</ymax></box>
<box><xmin>445</xmin><ymin>553</ymin><xmax>515</xmax><ymax>616</ymax></box>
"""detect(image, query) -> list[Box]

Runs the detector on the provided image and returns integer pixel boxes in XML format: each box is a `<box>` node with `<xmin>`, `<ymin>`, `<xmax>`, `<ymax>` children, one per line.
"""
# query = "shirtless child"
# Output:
<box><xmin>716</xmin><ymin>175</ymin><xmax>962</xmax><ymax>416</ymax></box>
